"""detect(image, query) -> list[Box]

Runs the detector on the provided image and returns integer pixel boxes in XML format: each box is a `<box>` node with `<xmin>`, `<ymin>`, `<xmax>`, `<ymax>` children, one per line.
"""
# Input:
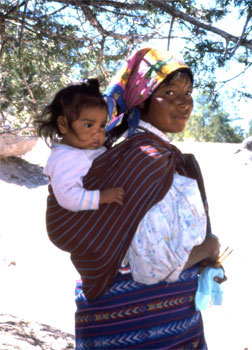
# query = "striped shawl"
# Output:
<box><xmin>46</xmin><ymin>132</ymin><xmax>210</xmax><ymax>301</ymax></box>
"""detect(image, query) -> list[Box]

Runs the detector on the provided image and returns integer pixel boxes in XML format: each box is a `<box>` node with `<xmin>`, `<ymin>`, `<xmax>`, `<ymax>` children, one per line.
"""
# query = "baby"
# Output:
<box><xmin>35</xmin><ymin>78</ymin><xmax>124</xmax><ymax>211</ymax></box>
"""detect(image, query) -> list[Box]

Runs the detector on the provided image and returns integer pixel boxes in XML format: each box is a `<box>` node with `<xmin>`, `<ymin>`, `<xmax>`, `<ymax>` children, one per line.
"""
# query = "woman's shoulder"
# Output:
<box><xmin>127</xmin><ymin>131</ymin><xmax>175</xmax><ymax>153</ymax></box>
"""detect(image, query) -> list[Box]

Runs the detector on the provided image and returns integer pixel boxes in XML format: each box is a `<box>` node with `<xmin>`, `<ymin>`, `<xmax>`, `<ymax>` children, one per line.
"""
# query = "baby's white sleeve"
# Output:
<box><xmin>44</xmin><ymin>147</ymin><xmax>100</xmax><ymax>211</ymax></box>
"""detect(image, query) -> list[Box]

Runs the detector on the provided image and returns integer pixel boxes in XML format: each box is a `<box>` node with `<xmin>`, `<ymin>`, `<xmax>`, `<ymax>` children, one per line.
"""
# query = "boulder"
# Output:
<box><xmin>0</xmin><ymin>134</ymin><xmax>38</xmax><ymax>158</ymax></box>
<box><xmin>234</xmin><ymin>136</ymin><xmax>252</xmax><ymax>165</ymax></box>
<box><xmin>241</xmin><ymin>136</ymin><xmax>252</xmax><ymax>151</ymax></box>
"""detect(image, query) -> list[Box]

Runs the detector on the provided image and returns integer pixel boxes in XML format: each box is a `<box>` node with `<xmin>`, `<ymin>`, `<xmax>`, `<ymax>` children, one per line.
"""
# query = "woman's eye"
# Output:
<box><xmin>165</xmin><ymin>90</ymin><xmax>174</xmax><ymax>95</ymax></box>
<box><xmin>186</xmin><ymin>91</ymin><xmax>193</xmax><ymax>96</ymax></box>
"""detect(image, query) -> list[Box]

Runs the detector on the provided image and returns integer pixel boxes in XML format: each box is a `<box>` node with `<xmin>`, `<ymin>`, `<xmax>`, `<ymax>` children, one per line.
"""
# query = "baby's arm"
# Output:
<box><xmin>46</xmin><ymin>147</ymin><xmax>124</xmax><ymax>210</ymax></box>
<box><xmin>100</xmin><ymin>187</ymin><xmax>125</xmax><ymax>206</ymax></box>
<box><xmin>51</xmin><ymin>176</ymin><xmax>101</xmax><ymax>211</ymax></box>
<box><xmin>53</xmin><ymin>186</ymin><xmax>124</xmax><ymax>210</ymax></box>
<box><xmin>52</xmin><ymin>177</ymin><xmax>125</xmax><ymax>210</ymax></box>
<box><xmin>45</xmin><ymin>151</ymin><xmax>99</xmax><ymax>211</ymax></box>
<box><xmin>50</xmin><ymin>169</ymin><xmax>124</xmax><ymax>211</ymax></box>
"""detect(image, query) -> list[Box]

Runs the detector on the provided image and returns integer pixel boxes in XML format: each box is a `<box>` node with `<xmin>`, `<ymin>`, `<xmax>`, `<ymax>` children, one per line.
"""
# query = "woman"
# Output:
<box><xmin>46</xmin><ymin>47</ymin><xmax>225</xmax><ymax>349</ymax></box>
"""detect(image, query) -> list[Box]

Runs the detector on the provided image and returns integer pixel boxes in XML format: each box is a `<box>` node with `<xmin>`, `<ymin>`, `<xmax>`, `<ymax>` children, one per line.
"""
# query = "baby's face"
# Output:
<box><xmin>61</xmin><ymin>106</ymin><xmax>107</xmax><ymax>149</ymax></box>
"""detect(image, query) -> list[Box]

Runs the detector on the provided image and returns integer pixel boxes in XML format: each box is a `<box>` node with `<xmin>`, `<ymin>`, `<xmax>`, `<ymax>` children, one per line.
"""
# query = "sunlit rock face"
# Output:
<box><xmin>241</xmin><ymin>136</ymin><xmax>252</xmax><ymax>152</ymax></box>
<box><xmin>0</xmin><ymin>134</ymin><xmax>38</xmax><ymax>158</ymax></box>
<box><xmin>234</xmin><ymin>136</ymin><xmax>252</xmax><ymax>165</ymax></box>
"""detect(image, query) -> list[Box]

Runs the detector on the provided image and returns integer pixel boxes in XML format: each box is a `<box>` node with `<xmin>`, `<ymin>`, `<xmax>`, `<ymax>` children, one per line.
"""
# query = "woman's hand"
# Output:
<box><xmin>214</xmin><ymin>271</ymin><xmax>227</xmax><ymax>284</ymax></box>
<box><xmin>198</xmin><ymin>260</ymin><xmax>228</xmax><ymax>284</ymax></box>
<box><xmin>184</xmin><ymin>233</ymin><xmax>220</xmax><ymax>270</ymax></box>
<box><xmin>199</xmin><ymin>234</ymin><xmax>228</xmax><ymax>283</ymax></box>
<box><xmin>184</xmin><ymin>233</ymin><xmax>227</xmax><ymax>284</ymax></box>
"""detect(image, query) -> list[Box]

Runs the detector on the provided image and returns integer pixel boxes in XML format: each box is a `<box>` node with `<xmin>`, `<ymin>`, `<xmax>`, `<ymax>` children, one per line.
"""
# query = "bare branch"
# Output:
<box><xmin>228</xmin><ymin>9</ymin><xmax>252</xmax><ymax>58</ymax></box>
<box><xmin>0</xmin><ymin>108</ymin><xmax>7</xmax><ymax>125</ymax></box>
<box><xmin>0</xmin><ymin>12</ymin><xmax>6</xmax><ymax>59</ymax></box>
<box><xmin>149</xmin><ymin>0</ymin><xmax>252</xmax><ymax>51</ymax></box>
<box><xmin>18</xmin><ymin>0</ymin><xmax>36</xmax><ymax>104</ymax></box>
<box><xmin>79</xmin><ymin>3</ymin><xmax>165</xmax><ymax>42</ymax></box>
<box><xmin>0</xmin><ymin>126</ymin><xmax>36</xmax><ymax>135</ymax></box>
<box><xmin>52</xmin><ymin>0</ymin><xmax>148</xmax><ymax>11</ymax></box>
<box><xmin>80</xmin><ymin>4</ymin><xmax>143</xmax><ymax>41</ymax></box>
<box><xmin>80</xmin><ymin>4</ymin><xmax>106</xmax><ymax>35</ymax></box>
<box><xmin>167</xmin><ymin>16</ymin><xmax>175</xmax><ymax>50</ymax></box>
<box><xmin>39</xmin><ymin>4</ymin><xmax>69</xmax><ymax>18</ymax></box>
<box><xmin>218</xmin><ymin>63</ymin><xmax>252</xmax><ymax>85</ymax></box>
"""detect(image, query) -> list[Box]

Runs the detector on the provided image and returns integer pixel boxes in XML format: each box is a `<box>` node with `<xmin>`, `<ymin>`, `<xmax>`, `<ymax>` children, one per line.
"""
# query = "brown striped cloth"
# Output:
<box><xmin>46</xmin><ymin>132</ymin><xmax>211</xmax><ymax>301</ymax></box>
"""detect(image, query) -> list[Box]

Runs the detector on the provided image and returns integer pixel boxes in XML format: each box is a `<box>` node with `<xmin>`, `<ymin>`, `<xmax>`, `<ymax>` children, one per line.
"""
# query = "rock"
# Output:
<box><xmin>0</xmin><ymin>134</ymin><xmax>38</xmax><ymax>158</ymax></box>
<box><xmin>241</xmin><ymin>136</ymin><xmax>252</xmax><ymax>151</ymax></box>
<box><xmin>234</xmin><ymin>136</ymin><xmax>252</xmax><ymax>165</ymax></box>
<box><xmin>0</xmin><ymin>313</ymin><xmax>74</xmax><ymax>350</ymax></box>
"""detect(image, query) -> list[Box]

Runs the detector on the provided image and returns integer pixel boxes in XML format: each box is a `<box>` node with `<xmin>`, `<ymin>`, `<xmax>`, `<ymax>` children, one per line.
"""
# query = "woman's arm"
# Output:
<box><xmin>183</xmin><ymin>234</ymin><xmax>220</xmax><ymax>270</ymax></box>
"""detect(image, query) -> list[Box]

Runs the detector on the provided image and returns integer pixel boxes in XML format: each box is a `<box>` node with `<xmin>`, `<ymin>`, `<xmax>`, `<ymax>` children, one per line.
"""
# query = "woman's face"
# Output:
<box><xmin>141</xmin><ymin>73</ymin><xmax>193</xmax><ymax>133</ymax></box>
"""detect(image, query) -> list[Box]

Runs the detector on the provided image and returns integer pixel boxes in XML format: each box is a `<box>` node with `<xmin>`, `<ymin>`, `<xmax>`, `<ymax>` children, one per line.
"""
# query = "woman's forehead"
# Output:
<box><xmin>159</xmin><ymin>73</ymin><xmax>193</xmax><ymax>89</ymax></box>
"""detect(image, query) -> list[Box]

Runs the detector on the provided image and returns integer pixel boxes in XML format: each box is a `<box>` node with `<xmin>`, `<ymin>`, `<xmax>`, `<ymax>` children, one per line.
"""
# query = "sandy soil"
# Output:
<box><xmin>0</xmin><ymin>139</ymin><xmax>251</xmax><ymax>349</ymax></box>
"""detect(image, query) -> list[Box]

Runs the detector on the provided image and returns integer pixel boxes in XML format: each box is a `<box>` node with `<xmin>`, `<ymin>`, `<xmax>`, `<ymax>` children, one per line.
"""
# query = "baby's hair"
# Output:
<box><xmin>34</xmin><ymin>78</ymin><xmax>108</xmax><ymax>145</ymax></box>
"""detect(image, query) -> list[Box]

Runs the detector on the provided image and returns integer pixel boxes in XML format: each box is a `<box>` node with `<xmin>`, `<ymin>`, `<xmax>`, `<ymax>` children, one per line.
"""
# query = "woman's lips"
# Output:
<box><xmin>174</xmin><ymin>114</ymin><xmax>189</xmax><ymax>120</ymax></box>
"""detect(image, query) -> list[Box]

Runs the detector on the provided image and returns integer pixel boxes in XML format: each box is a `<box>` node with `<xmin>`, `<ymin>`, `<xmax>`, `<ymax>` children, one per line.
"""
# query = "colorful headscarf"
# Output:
<box><xmin>104</xmin><ymin>47</ymin><xmax>192</xmax><ymax>135</ymax></box>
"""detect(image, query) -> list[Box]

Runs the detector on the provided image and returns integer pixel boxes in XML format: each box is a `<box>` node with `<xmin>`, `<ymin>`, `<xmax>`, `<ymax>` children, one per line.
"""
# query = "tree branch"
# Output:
<box><xmin>54</xmin><ymin>0</ymin><xmax>148</xmax><ymax>11</ymax></box>
<box><xmin>167</xmin><ymin>16</ymin><xmax>175</xmax><ymax>50</ymax></box>
<box><xmin>80</xmin><ymin>3</ymin><xmax>163</xmax><ymax>41</ymax></box>
<box><xmin>149</xmin><ymin>0</ymin><xmax>252</xmax><ymax>51</ymax></box>
<box><xmin>18</xmin><ymin>0</ymin><xmax>36</xmax><ymax>104</ymax></box>
<box><xmin>228</xmin><ymin>9</ymin><xmax>252</xmax><ymax>58</ymax></box>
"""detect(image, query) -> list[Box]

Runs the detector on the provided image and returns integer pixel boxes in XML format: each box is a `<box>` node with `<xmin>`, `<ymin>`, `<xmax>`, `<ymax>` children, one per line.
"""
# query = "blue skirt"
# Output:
<box><xmin>75</xmin><ymin>266</ymin><xmax>207</xmax><ymax>349</ymax></box>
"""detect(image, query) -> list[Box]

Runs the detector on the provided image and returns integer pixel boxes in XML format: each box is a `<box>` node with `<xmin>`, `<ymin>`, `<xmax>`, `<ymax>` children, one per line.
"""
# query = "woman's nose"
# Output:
<box><xmin>177</xmin><ymin>96</ymin><xmax>190</xmax><ymax>110</ymax></box>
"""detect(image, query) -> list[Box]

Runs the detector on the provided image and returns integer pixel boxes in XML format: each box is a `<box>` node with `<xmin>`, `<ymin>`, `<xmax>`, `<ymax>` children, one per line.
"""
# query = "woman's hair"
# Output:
<box><xmin>140</xmin><ymin>69</ymin><xmax>193</xmax><ymax>115</ymax></box>
<box><xmin>104</xmin><ymin>68</ymin><xmax>193</xmax><ymax>148</ymax></box>
<box><xmin>34</xmin><ymin>78</ymin><xmax>107</xmax><ymax>144</ymax></box>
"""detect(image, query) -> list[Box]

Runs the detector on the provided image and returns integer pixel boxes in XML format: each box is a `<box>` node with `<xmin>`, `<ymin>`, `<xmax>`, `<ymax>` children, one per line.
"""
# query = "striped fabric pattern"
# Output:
<box><xmin>75</xmin><ymin>266</ymin><xmax>207</xmax><ymax>349</ymax></box>
<box><xmin>46</xmin><ymin>132</ymin><xmax>211</xmax><ymax>301</ymax></box>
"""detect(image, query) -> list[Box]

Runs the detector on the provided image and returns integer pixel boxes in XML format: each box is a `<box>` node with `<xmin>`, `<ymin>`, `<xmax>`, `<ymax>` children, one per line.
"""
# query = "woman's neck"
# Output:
<box><xmin>138</xmin><ymin>120</ymin><xmax>170</xmax><ymax>143</ymax></box>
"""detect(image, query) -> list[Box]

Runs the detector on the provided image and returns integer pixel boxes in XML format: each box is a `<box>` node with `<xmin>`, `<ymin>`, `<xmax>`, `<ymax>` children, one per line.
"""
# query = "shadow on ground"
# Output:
<box><xmin>0</xmin><ymin>157</ymin><xmax>48</xmax><ymax>188</ymax></box>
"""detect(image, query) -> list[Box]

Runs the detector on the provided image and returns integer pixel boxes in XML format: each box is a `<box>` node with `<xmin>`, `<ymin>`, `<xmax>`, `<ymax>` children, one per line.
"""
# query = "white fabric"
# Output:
<box><xmin>44</xmin><ymin>144</ymin><xmax>106</xmax><ymax>211</ymax></box>
<box><xmin>123</xmin><ymin>120</ymin><xmax>207</xmax><ymax>284</ymax></box>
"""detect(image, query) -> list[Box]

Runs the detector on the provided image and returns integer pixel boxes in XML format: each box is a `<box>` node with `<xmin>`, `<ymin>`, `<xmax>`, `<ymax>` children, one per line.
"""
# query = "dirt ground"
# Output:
<box><xmin>0</xmin><ymin>139</ymin><xmax>251</xmax><ymax>349</ymax></box>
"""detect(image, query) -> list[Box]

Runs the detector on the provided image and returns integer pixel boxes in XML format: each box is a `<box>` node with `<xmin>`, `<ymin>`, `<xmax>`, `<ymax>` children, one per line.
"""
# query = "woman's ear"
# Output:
<box><xmin>57</xmin><ymin>116</ymin><xmax>68</xmax><ymax>134</ymax></box>
<box><xmin>139</xmin><ymin>101</ymin><xmax>145</xmax><ymax>110</ymax></box>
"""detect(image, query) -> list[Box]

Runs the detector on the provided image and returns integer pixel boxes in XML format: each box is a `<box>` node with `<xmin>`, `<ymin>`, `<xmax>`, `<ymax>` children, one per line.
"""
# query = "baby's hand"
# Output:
<box><xmin>100</xmin><ymin>187</ymin><xmax>125</xmax><ymax>206</ymax></box>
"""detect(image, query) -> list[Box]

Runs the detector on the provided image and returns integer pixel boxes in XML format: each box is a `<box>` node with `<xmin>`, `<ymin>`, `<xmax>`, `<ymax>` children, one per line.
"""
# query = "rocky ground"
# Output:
<box><xmin>0</xmin><ymin>141</ymin><xmax>77</xmax><ymax>349</ymax></box>
<box><xmin>0</xmin><ymin>139</ymin><xmax>252</xmax><ymax>350</ymax></box>
<box><xmin>0</xmin><ymin>313</ymin><xmax>74</xmax><ymax>350</ymax></box>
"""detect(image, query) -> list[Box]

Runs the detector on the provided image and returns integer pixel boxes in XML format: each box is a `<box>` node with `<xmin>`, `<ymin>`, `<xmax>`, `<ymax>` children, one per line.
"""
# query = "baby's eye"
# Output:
<box><xmin>84</xmin><ymin>123</ymin><xmax>93</xmax><ymax>128</ymax></box>
<box><xmin>100</xmin><ymin>123</ymin><xmax>106</xmax><ymax>129</ymax></box>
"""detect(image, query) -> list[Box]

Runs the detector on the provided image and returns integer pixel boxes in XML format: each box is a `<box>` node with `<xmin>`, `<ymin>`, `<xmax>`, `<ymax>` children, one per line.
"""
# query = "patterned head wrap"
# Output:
<box><xmin>104</xmin><ymin>47</ymin><xmax>193</xmax><ymax>135</ymax></box>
